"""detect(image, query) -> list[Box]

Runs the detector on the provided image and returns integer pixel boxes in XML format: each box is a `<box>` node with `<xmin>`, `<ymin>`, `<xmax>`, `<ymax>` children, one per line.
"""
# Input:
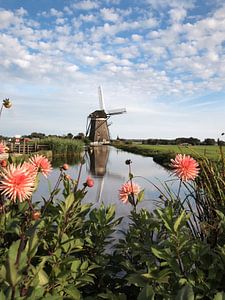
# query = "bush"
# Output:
<box><xmin>0</xmin><ymin>151</ymin><xmax>225</xmax><ymax>299</ymax></box>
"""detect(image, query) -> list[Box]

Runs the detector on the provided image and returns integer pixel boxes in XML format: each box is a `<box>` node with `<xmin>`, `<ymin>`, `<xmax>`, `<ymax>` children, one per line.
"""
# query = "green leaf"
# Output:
<box><xmin>214</xmin><ymin>292</ymin><xmax>225</xmax><ymax>300</ymax></box>
<box><xmin>61</xmin><ymin>233</ymin><xmax>70</xmax><ymax>252</ymax></box>
<box><xmin>6</xmin><ymin>240</ymin><xmax>20</xmax><ymax>287</ymax></box>
<box><xmin>28</xmin><ymin>231</ymin><xmax>39</xmax><ymax>258</ymax></box>
<box><xmin>18</xmin><ymin>201</ymin><xmax>29</xmax><ymax>212</ymax></box>
<box><xmin>138</xmin><ymin>285</ymin><xmax>155</xmax><ymax>300</ymax></box>
<box><xmin>26</xmin><ymin>287</ymin><xmax>45</xmax><ymax>299</ymax></box>
<box><xmin>106</xmin><ymin>205</ymin><xmax>116</xmax><ymax>223</ymax></box>
<box><xmin>151</xmin><ymin>247</ymin><xmax>168</xmax><ymax>260</ymax></box>
<box><xmin>137</xmin><ymin>189</ymin><xmax>145</xmax><ymax>204</ymax></box>
<box><xmin>156</xmin><ymin>209</ymin><xmax>173</xmax><ymax>232</ymax></box>
<box><xmin>37</xmin><ymin>269</ymin><xmax>49</xmax><ymax>286</ymax></box>
<box><xmin>80</xmin><ymin>261</ymin><xmax>89</xmax><ymax>271</ymax></box>
<box><xmin>65</xmin><ymin>286</ymin><xmax>81</xmax><ymax>299</ymax></box>
<box><xmin>44</xmin><ymin>294</ymin><xmax>63</xmax><ymax>300</ymax></box>
<box><xmin>30</xmin><ymin>257</ymin><xmax>48</xmax><ymax>287</ymax></box>
<box><xmin>126</xmin><ymin>274</ymin><xmax>147</xmax><ymax>287</ymax></box>
<box><xmin>0</xmin><ymin>290</ymin><xmax>6</xmax><ymax>300</ymax></box>
<box><xmin>176</xmin><ymin>285</ymin><xmax>194</xmax><ymax>300</ymax></box>
<box><xmin>64</xmin><ymin>193</ymin><xmax>75</xmax><ymax>212</ymax></box>
<box><xmin>71</xmin><ymin>260</ymin><xmax>81</xmax><ymax>273</ymax></box>
<box><xmin>174</xmin><ymin>210</ymin><xmax>186</xmax><ymax>233</ymax></box>
<box><xmin>0</xmin><ymin>265</ymin><xmax>6</xmax><ymax>280</ymax></box>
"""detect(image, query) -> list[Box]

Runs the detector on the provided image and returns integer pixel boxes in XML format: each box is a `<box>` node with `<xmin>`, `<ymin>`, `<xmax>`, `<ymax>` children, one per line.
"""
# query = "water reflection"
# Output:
<box><xmin>32</xmin><ymin>146</ymin><xmax>181</xmax><ymax>240</ymax></box>
<box><xmin>87</xmin><ymin>146</ymin><xmax>109</xmax><ymax>177</ymax></box>
<box><xmin>51</xmin><ymin>153</ymin><xmax>81</xmax><ymax>168</ymax></box>
<box><xmin>33</xmin><ymin>146</ymin><xmax>174</xmax><ymax>221</ymax></box>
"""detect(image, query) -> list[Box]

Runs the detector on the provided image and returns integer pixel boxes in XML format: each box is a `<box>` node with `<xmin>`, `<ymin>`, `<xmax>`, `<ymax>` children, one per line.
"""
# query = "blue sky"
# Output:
<box><xmin>0</xmin><ymin>0</ymin><xmax>224</xmax><ymax>140</ymax></box>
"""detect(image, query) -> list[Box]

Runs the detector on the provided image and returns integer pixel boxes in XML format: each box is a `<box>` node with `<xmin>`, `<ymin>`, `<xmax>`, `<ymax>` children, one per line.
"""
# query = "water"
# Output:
<box><xmin>33</xmin><ymin>146</ymin><xmax>178</xmax><ymax>231</ymax></box>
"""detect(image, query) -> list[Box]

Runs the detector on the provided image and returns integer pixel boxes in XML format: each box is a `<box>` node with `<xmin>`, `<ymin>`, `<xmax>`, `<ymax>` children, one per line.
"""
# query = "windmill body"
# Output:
<box><xmin>86</xmin><ymin>86</ymin><xmax>126</xmax><ymax>145</ymax></box>
<box><xmin>87</xmin><ymin>110</ymin><xmax>110</xmax><ymax>145</ymax></box>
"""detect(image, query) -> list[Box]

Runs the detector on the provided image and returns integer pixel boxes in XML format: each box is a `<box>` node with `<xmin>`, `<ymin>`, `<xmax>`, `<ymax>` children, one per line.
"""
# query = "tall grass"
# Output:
<box><xmin>42</xmin><ymin>137</ymin><xmax>83</xmax><ymax>156</ymax></box>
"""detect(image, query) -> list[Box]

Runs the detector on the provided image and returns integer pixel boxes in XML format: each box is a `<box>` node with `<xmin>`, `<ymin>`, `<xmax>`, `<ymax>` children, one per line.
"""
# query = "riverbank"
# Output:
<box><xmin>112</xmin><ymin>142</ymin><xmax>225</xmax><ymax>168</ymax></box>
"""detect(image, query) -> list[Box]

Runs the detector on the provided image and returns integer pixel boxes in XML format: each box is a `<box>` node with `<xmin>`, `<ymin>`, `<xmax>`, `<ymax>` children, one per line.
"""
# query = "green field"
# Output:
<box><xmin>134</xmin><ymin>144</ymin><xmax>224</xmax><ymax>160</ymax></box>
<box><xmin>113</xmin><ymin>142</ymin><xmax>225</xmax><ymax>167</ymax></box>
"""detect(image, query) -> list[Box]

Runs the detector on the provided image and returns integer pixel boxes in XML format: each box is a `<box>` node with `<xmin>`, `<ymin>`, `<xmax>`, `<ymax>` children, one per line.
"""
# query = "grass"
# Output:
<box><xmin>113</xmin><ymin>142</ymin><xmax>225</xmax><ymax>168</ymax></box>
<box><xmin>42</xmin><ymin>137</ymin><xmax>84</xmax><ymax>155</ymax></box>
<box><xmin>134</xmin><ymin>144</ymin><xmax>224</xmax><ymax>160</ymax></box>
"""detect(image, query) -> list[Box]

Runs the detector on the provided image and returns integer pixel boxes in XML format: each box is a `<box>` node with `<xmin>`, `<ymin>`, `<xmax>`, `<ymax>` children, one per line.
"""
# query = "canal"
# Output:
<box><xmin>33</xmin><ymin>146</ymin><xmax>177</xmax><ymax>231</ymax></box>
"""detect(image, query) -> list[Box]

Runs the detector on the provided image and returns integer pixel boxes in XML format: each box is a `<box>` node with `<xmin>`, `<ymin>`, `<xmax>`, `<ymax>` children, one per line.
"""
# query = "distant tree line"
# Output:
<box><xmin>117</xmin><ymin>137</ymin><xmax>225</xmax><ymax>146</ymax></box>
<box><xmin>21</xmin><ymin>132</ymin><xmax>85</xmax><ymax>140</ymax></box>
<box><xmin>142</xmin><ymin>137</ymin><xmax>219</xmax><ymax>145</ymax></box>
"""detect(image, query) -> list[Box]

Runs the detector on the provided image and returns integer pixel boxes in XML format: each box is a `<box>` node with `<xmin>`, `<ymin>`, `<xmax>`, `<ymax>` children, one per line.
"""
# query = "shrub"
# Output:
<box><xmin>0</xmin><ymin>151</ymin><xmax>225</xmax><ymax>299</ymax></box>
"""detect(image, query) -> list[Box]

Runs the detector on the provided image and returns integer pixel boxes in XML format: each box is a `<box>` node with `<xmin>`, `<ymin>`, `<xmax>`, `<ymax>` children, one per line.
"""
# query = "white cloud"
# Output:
<box><xmin>131</xmin><ymin>34</ymin><xmax>143</xmax><ymax>42</ymax></box>
<box><xmin>100</xmin><ymin>8</ymin><xmax>120</xmax><ymax>22</ymax></box>
<box><xmin>80</xmin><ymin>13</ymin><xmax>97</xmax><ymax>22</ymax></box>
<box><xmin>145</xmin><ymin>0</ymin><xmax>194</xmax><ymax>9</ymax></box>
<box><xmin>39</xmin><ymin>8</ymin><xmax>64</xmax><ymax>18</ymax></box>
<box><xmin>169</xmin><ymin>7</ymin><xmax>187</xmax><ymax>23</ymax></box>
<box><xmin>15</xmin><ymin>7</ymin><xmax>27</xmax><ymax>16</ymax></box>
<box><xmin>55</xmin><ymin>17</ymin><xmax>66</xmax><ymax>25</ymax></box>
<box><xmin>0</xmin><ymin>9</ymin><xmax>21</xmax><ymax>29</ymax></box>
<box><xmin>113</xmin><ymin>36</ymin><xmax>127</xmax><ymax>44</ymax></box>
<box><xmin>49</xmin><ymin>8</ymin><xmax>63</xmax><ymax>17</ymax></box>
<box><xmin>72</xmin><ymin>1</ymin><xmax>99</xmax><ymax>10</ymax></box>
<box><xmin>55</xmin><ymin>25</ymin><xmax>71</xmax><ymax>35</ymax></box>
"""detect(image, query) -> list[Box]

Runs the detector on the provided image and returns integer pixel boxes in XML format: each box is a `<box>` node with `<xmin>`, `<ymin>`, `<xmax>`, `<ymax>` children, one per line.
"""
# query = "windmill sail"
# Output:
<box><xmin>107</xmin><ymin>108</ymin><xmax>126</xmax><ymax>115</ymax></box>
<box><xmin>98</xmin><ymin>86</ymin><xmax>106</xmax><ymax>111</ymax></box>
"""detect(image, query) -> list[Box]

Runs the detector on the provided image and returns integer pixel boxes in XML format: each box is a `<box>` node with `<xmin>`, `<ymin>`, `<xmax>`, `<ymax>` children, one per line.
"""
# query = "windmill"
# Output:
<box><xmin>86</xmin><ymin>86</ymin><xmax>126</xmax><ymax>145</ymax></box>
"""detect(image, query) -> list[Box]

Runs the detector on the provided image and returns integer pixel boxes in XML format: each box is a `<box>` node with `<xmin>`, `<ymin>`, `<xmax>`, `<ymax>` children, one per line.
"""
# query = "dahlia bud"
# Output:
<box><xmin>125</xmin><ymin>159</ymin><xmax>132</xmax><ymax>165</ymax></box>
<box><xmin>62</xmin><ymin>163</ymin><xmax>69</xmax><ymax>170</ymax></box>
<box><xmin>86</xmin><ymin>176</ymin><xmax>94</xmax><ymax>188</ymax></box>
<box><xmin>3</xmin><ymin>98</ymin><xmax>12</xmax><ymax>109</ymax></box>
<box><xmin>0</xmin><ymin>160</ymin><xmax>7</xmax><ymax>167</ymax></box>
<box><xmin>32</xmin><ymin>211</ymin><xmax>41</xmax><ymax>220</ymax></box>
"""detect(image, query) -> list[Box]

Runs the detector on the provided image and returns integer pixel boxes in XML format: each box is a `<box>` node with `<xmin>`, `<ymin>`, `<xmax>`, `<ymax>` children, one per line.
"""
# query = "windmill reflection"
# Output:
<box><xmin>86</xmin><ymin>145</ymin><xmax>109</xmax><ymax>202</ymax></box>
<box><xmin>88</xmin><ymin>145</ymin><xmax>109</xmax><ymax>177</ymax></box>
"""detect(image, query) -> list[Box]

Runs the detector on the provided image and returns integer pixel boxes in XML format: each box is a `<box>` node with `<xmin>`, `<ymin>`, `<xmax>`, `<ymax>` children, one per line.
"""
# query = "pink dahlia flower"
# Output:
<box><xmin>29</xmin><ymin>154</ymin><xmax>52</xmax><ymax>177</ymax></box>
<box><xmin>23</xmin><ymin>162</ymin><xmax>38</xmax><ymax>177</ymax></box>
<box><xmin>0</xmin><ymin>143</ymin><xmax>6</xmax><ymax>154</ymax></box>
<box><xmin>119</xmin><ymin>182</ymin><xmax>141</xmax><ymax>203</ymax></box>
<box><xmin>170</xmin><ymin>154</ymin><xmax>199</xmax><ymax>181</ymax></box>
<box><xmin>0</xmin><ymin>164</ymin><xmax>36</xmax><ymax>202</ymax></box>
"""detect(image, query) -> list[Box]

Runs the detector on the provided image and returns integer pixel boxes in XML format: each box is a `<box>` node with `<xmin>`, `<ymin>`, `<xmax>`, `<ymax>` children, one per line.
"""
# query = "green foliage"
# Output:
<box><xmin>0</xmin><ymin>152</ymin><xmax>225</xmax><ymax>299</ymax></box>
<box><xmin>0</xmin><ymin>173</ymin><xmax>121</xmax><ymax>299</ymax></box>
<box><xmin>42</xmin><ymin>137</ymin><xmax>84</xmax><ymax>155</ymax></box>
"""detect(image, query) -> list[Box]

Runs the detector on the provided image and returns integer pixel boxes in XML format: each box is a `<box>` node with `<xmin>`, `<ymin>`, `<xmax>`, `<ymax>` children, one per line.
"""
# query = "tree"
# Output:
<box><xmin>66</xmin><ymin>133</ymin><xmax>73</xmax><ymax>139</ymax></box>
<box><xmin>202</xmin><ymin>138</ymin><xmax>216</xmax><ymax>145</ymax></box>
<box><xmin>30</xmin><ymin>132</ymin><xmax>46</xmax><ymax>139</ymax></box>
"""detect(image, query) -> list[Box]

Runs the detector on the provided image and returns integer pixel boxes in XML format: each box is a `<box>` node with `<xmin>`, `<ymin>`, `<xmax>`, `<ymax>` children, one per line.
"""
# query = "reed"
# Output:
<box><xmin>42</xmin><ymin>137</ymin><xmax>83</xmax><ymax>155</ymax></box>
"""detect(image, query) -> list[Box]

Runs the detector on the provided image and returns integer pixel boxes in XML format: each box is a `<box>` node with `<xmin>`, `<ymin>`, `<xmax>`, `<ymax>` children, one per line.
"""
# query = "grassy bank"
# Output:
<box><xmin>42</xmin><ymin>137</ymin><xmax>84</xmax><ymax>155</ymax></box>
<box><xmin>113</xmin><ymin>142</ymin><xmax>225</xmax><ymax>168</ymax></box>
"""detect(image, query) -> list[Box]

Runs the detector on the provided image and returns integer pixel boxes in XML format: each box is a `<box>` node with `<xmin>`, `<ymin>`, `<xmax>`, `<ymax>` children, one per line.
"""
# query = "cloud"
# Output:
<box><xmin>131</xmin><ymin>34</ymin><xmax>143</xmax><ymax>42</ymax></box>
<box><xmin>145</xmin><ymin>0</ymin><xmax>194</xmax><ymax>9</ymax></box>
<box><xmin>100</xmin><ymin>8</ymin><xmax>120</xmax><ymax>22</ymax></box>
<box><xmin>72</xmin><ymin>1</ymin><xmax>99</xmax><ymax>10</ymax></box>
<box><xmin>169</xmin><ymin>7</ymin><xmax>187</xmax><ymax>23</ymax></box>
<box><xmin>0</xmin><ymin>2</ymin><xmax>224</xmax><ymax>139</ymax></box>
<box><xmin>0</xmin><ymin>9</ymin><xmax>22</xmax><ymax>29</ymax></box>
